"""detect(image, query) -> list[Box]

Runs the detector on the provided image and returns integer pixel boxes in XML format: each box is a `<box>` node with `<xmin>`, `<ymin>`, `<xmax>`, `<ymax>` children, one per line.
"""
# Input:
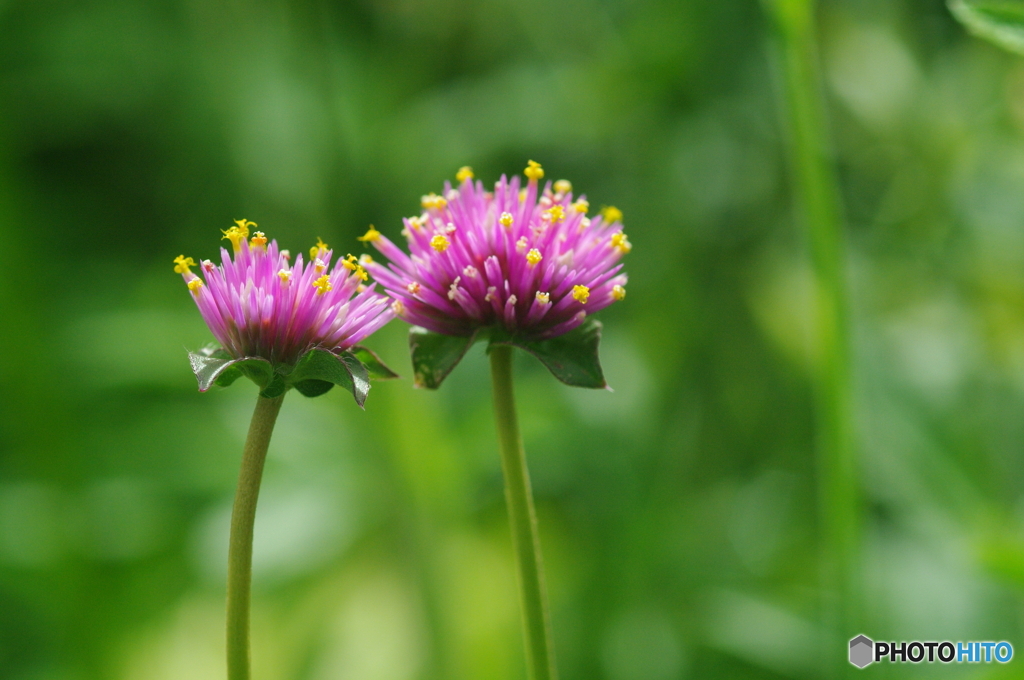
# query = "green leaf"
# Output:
<box><xmin>338</xmin><ymin>352</ymin><xmax>371</xmax><ymax>407</ymax></box>
<box><xmin>189</xmin><ymin>350</ymin><xmax>236</xmax><ymax>392</ymax></box>
<box><xmin>292</xmin><ymin>379</ymin><xmax>335</xmax><ymax>397</ymax></box>
<box><xmin>188</xmin><ymin>347</ymin><xmax>276</xmax><ymax>392</ymax></box>
<box><xmin>950</xmin><ymin>0</ymin><xmax>1024</xmax><ymax>55</ymax></box>
<box><xmin>287</xmin><ymin>347</ymin><xmax>370</xmax><ymax>407</ymax></box>
<box><xmin>259</xmin><ymin>374</ymin><xmax>288</xmax><ymax>398</ymax></box>
<box><xmin>408</xmin><ymin>327</ymin><xmax>478</xmax><ymax>389</ymax></box>
<box><xmin>350</xmin><ymin>345</ymin><xmax>399</xmax><ymax>380</ymax></box>
<box><xmin>495</xmin><ymin>318</ymin><xmax>608</xmax><ymax>389</ymax></box>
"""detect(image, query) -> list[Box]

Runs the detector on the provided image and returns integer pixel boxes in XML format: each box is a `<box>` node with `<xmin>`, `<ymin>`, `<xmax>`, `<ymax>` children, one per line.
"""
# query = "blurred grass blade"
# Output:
<box><xmin>950</xmin><ymin>0</ymin><xmax>1024</xmax><ymax>54</ymax></box>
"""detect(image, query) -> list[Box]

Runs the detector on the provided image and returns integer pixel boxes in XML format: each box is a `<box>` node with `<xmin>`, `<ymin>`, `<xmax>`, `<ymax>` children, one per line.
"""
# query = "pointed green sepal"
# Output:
<box><xmin>409</xmin><ymin>326</ymin><xmax>478</xmax><ymax>389</ymax></box>
<box><xmin>491</xmin><ymin>318</ymin><xmax>608</xmax><ymax>389</ymax></box>
<box><xmin>351</xmin><ymin>345</ymin><xmax>399</xmax><ymax>380</ymax></box>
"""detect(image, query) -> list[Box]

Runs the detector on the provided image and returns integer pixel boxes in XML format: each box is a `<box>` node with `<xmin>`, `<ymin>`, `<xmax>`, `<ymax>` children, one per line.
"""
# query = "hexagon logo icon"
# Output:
<box><xmin>849</xmin><ymin>635</ymin><xmax>874</xmax><ymax>668</ymax></box>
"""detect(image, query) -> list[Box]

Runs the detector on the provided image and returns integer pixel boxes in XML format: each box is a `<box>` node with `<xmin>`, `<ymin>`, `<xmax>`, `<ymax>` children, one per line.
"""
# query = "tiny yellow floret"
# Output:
<box><xmin>250</xmin><ymin>231</ymin><xmax>268</xmax><ymax>248</ymax></box>
<box><xmin>173</xmin><ymin>255</ymin><xmax>196</xmax><ymax>274</ymax></box>
<box><xmin>535</xmin><ymin>291</ymin><xmax>550</xmax><ymax>304</ymax></box>
<box><xmin>354</xmin><ymin>266</ymin><xmax>369</xmax><ymax>282</ymax></box>
<box><xmin>610</xmin><ymin>231</ymin><xmax>632</xmax><ymax>253</ymax></box>
<box><xmin>422</xmin><ymin>193</ymin><xmax>448</xmax><ymax>211</ymax></box>
<box><xmin>574</xmin><ymin>199</ymin><xmax>589</xmax><ymax>214</ymax></box>
<box><xmin>342</xmin><ymin>254</ymin><xmax>358</xmax><ymax>270</ymax></box>
<box><xmin>545</xmin><ymin>205</ymin><xmax>566</xmax><ymax>223</ymax></box>
<box><xmin>187</xmin><ymin>278</ymin><xmax>204</xmax><ymax>294</ymax></box>
<box><xmin>554</xmin><ymin>179</ymin><xmax>572</xmax><ymax>194</ymax></box>
<box><xmin>278</xmin><ymin>269</ymin><xmax>292</xmax><ymax>283</ymax></box>
<box><xmin>524</xmin><ymin>160</ymin><xmax>544</xmax><ymax>181</ymax></box>
<box><xmin>310</xmin><ymin>237</ymin><xmax>330</xmax><ymax>260</ymax></box>
<box><xmin>572</xmin><ymin>285</ymin><xmax>590</xmax><ymax>304</ymax></box>
<box><xmin>612</xmin><ymin>284</ymin><xmax>626</xmax><ymax>301</ymax></box>
<box><xmin>222</xmin><ymin>219</ymin><xmax>253</xmax><ymax>251</ymax></box>
<box><xmin>359</xmin><ymin>254</ymin><xmax>374</xmax><ymax>265</ymax></box>
<box><xmin>430</xmin><ymin>234</ymin><xmax>450</xmax><ymax>252</ymax></box>
<box><xmin>526</xmin><ymin>248</ymin><xmax>543</xmax><ymax>266</ymax></box>
<box><xmin>313</xmin><ymin>274</ymin><xmax>332</xmax><ymax>295</ymax></box>
<box><xmin>315</xmin><ymin>258</ymin><xmax>327</xmax><ymax>273</ymax></box>
<box><xmin>601</xmin><ymin>206</ymin><xmax>623</xmax><ymax>224</ymax></box>
<box><xmin>407</xmin><ymin>281</ymin><xmax>421</xmax><ymax>294</ymax></box>
<box><xmin>358</xmin><ymin>226</ymin><xmax>381</xmax><ymax>242</ymax></box>
<box><xmin>499</xmin><ymin>212</ymin><xmax>514</xmax><ymax>228</ymax></box>
<box><xmin>456</xmin><ymin>166</ymin><xmax>474</xmax><ymax>182</ymax></box>
<box><xmin>516</xmin><ymin>236</ymin><xmax>529</xmax><ymax>254</ymax></box>
<box><xmin>519</xmin><ymin>189</ymin><xmax>527</xmax><ymax>203</ymax></box>
<box><xmin>392</xmin><ymin>300</ymin><xmax>406</xmax><ymax>316</ymax></box>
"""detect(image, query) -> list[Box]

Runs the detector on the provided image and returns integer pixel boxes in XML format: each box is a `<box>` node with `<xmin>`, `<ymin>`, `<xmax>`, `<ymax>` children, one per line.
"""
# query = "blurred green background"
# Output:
<box><xmin>4</xmin><ymin>0</ymin><xmax>1024</xmax><ymax>678</ymax></box>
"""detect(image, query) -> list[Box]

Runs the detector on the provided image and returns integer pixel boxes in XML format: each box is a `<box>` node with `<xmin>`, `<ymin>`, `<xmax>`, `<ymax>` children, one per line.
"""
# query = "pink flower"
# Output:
<box><xmin>175</xmin><ymin>220</ymin><xmax>394</xmax><ymax>368</ymax></box>
<box><xmin>361</xmin><ymin>161</ymin><xmax>629</xmax><ymax>340</ymax></box>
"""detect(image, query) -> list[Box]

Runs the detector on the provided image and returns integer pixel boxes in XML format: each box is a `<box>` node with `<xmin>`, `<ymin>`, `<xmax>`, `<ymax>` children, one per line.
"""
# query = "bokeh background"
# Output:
<box><xmin>4</xmin><ymin>0</ymin><xmax>1024</xmax><ymax>678</ymax></box>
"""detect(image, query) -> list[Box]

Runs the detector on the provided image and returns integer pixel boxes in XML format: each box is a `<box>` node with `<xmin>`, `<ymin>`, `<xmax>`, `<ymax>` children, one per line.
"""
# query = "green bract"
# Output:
<box><xmin>409</xmin><ymin>318</ymin><xmax>608</xmax><ymax>390</ymax></box>
<box><xmin>188</xmin><ymin>345</ymin><xmax>397</xmax><ymax>406</ymax></box>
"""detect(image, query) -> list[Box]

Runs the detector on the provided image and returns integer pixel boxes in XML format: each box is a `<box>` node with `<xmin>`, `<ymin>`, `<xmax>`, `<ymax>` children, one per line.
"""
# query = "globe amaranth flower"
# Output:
<box><xmin>360</xmin><ymin>161</ymin><xmax>630</xmax><ymax>340</ymax></box>
<box><xmin>175</xmin><ymin>220</ymin><xmax>395</xmax><ymax>399</ymax></box>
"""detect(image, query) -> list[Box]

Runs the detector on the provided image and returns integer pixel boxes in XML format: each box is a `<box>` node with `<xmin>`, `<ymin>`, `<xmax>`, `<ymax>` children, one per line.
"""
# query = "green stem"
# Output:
<box><xmin>226</xmin><ymin>393</ymin><xmax>285</xmax><ymax>680</ymax></box>
<box><xmin>489</xmin><ymin>345</ymin><xmax>558</xmax><ymax>680</ymax></box>
<box><xmin>766</xmin><ymin>0</ymin><xmax>859</xmax><ymax>672</ymax></box>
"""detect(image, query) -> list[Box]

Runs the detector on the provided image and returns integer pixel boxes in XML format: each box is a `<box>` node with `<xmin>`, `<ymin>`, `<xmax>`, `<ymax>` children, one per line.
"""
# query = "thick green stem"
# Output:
<box><xmin>766</xmin><ymin>0</ymin><xmax>859</xmax><ymax>674</ymax></box>
<box><xmin>489</xmin><ymin>345</ymin><xmax>558</xmax><ymax>680</ymax></box>
<box><xmin>226</xmin><ymin>393</ymin><xmax>285</xmax><ymax>680</ymax></box>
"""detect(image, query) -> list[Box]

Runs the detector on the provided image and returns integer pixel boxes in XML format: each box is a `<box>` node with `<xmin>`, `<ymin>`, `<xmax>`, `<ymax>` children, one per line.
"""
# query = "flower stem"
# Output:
<box><xmin>766</xmin><ymin>0</ymin><xmax>860</xmax><ymax>672</ymax></box>
<box><xmin>226</xmin><ymin>393</ymin><xmax>285</xmax><ymax>680</ymax></box>
<box><xmin>488</xmin><ymin>345</ymin><xmax>558</xmax><ymax>680</ymax></box>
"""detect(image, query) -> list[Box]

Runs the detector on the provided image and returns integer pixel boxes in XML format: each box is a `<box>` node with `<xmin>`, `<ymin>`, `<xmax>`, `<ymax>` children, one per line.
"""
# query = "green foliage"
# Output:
<box><xmin>409</xmin><ymin>319</ymin><xmax>607</xmax><ymax>390</ymax></box>
<box><xmin>950</xmin><ymin>0</ymin><xmax>1024</xmax><ymax>54</ymax></box>
<box><xmin>188</xmin><ymin>346</ymin><xmax>390</xmax><ymax>407</ymax></box>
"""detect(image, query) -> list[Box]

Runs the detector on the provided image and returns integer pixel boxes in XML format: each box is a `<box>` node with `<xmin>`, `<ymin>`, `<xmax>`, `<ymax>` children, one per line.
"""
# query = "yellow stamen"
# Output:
<box><xmin>535</xmin><ymin>291</ymin><xmax>550</xmax><ymax>304</ymax></box>
<box><xmin>221</xmin><ymin>220</ymin><xmax>253</xmax><ymax>251</ymax></box>
<box><xmin>356</xmin><ymin>284</ymin><xmax>367</xmax><ymax>293</ymax></box>
<box><xmin>610</xmin><ymin>231</ymin><xmax>632</xmax><ymax>253</ymax></box>
<box><xmin>554</xmin><ymin>179</ymin><xmax>572</xmax><ymax>194</ymax></box>
<box><xmin>187</xmin><ymin>278</ymin><xmax>203</xmax><ymax>295</ymax></box>
<box><xmin>359</xmin><ymin>254</ymin><xmax>373</xmax><ymax>265</ymax></box>
<box><xmin>250</xmin><ymin>231</ymin><xmax>267</xmax><ymax>248</ymax></box>
<box><xmin>574</xmin><ymin>199</ymin><xmax>589</xmax><ymax>213</ymax></box>
<box><xmin>354</xmin><ymin>266</ymin><xmax>369</xmax><ymax>282</ymax></box>
<box><xmin>526</xmin><ymin>248</ymin><xmax>543</xmax><ymax>266</ymax></box>
<box><xmin>545</xmin><ymin>205</ymin><xmax>566</xmax><ymax>223</ymax></box>
<box><xmin>601</xmin><ymin>206</ymin><xmax>623</xmax><ymax>224</ymax></box>
<box><xmin>313</xmin><ymin>274</ymin><xmax>332</xmax><ymax>295</ymax></box>
<box><xmin>280</xmin><ymin>250</ymin><xmax>291</xmax><ymax>260</ymax></box>
<box><xmin>456</xmin><ymin>166</ymin><xmax>474</xmax><ymax>183</ymax></box>
<box><xmin>430</xmin><ymin>234</ymin><xmax>450</xmax><ymax>252</ymax></box>
<box><xmin>407</xmin><ymin>281</ymin><xmax>421</xmax><ymax>294</ymax></box>
<box><xmin>422</xmin><ymin>193</ymin><xmax>448</xmax><ymax>211</ymax></box>
<box><xmin>392</xmin><ymin>299</ymin><xmax>406</xmax><ymax>316</ymax></box>
<box><xmin>315</xmin><ymin>258</ymin><xmax>327</xmax><ymax>273</ymax></box>
<box><xmin>278</xmin><ymin>269</ymin><xmax>292</xmax><ymax>284</ymax></box>
<box><xmin>173</xmin><ymin>255</ymin><xmax>196</xmax><ymax>274</ymax></box>
<box><xmin>519</xmin><ymin>189</ymin><xmax>527</xmax><ymax>202</ymax></box>
<box><xmin>572</xmin><ymin>285</ymin><xmax>590</xmax><ymax>304</ymax></box>
<box><xmin>499</xmin><ymin>212</ymin><xmax>514</xmax><ymax>228</ymax></box>
<box><xmin>516</xmin><ymin>236</ymin><xmax>528</xmax><ymax>254</ymax></box>
<box><xmin>358</xmin><ymin>226</ymin><xmax>381</xmax><ymax>242</ymax></box>
<box><xmin>524</xmin><ymin>160</ymin><xmax>544</xmax><ymax>181</ymax></box>
<box><xmin>408</xmin><ymin>216</ymin><xmax>423</xmax><ymax>231</ymax></box>
<box><xmin>310</xmin><ymin>237</ymin><xmax>329</xmax><ymax>260</ymax></box>
<box><xmin>612</xmin><ymin>284</ymin><xmax>626</xmax><ymax>301</ymax></box>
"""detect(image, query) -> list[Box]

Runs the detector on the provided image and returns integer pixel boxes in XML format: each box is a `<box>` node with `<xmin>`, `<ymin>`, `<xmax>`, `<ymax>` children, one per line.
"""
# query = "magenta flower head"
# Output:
<box><xmin>176</xmin><ymin>219</ymin><xmax>397</xmax><ymax>405</ymax></box>
<box><xmin>361</xmin><ymin>161</ymin><xmax>630</xmax><ymax>388</ymax></box>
